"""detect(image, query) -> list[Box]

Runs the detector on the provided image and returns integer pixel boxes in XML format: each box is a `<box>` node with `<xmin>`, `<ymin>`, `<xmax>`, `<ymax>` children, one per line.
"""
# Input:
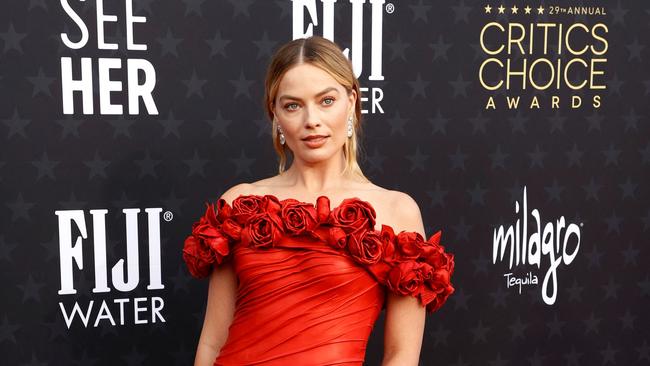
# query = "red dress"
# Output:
<box><xmin>183</xmin><ymin>194</ymin><xmax>455</xmax><ymax>366</ymax></box>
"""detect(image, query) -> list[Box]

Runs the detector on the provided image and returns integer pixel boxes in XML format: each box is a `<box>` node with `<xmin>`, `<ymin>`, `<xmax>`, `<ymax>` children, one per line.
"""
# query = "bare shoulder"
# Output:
<box><xmin>356</xmin><ymin>183</ymin><xmax>414</xmax><ymax>211</ymax></box>
<box><xmin>357</xmin><ymin>183</ymin><xmax>424</xmax><ymax>235</ymax></box>
<box><xmin>218</xmin><ymin>175</ymin><xmax>281</xmax><ymax>205</ymax></box>
<box><xmin>364</xmin><ymin>184</ymin><xmax>419</xmax><ymax>210</ymax></box>
<box><xmin>219</xmin><ymin>182</ymin><xmax>255</xmax><ymax>206</ymax></box>
<box><xmin>387</xmin><ymin>190</ymin><xmax>425</xmax><ymax>237</ymax></box>
<box><xmin>390</xmin><ymin>190</ymin><xmax>421</xmax><ymax>213</ymax></box>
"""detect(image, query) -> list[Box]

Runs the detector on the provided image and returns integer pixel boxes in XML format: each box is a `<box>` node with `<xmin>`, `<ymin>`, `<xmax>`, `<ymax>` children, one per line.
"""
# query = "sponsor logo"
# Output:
<box><xmin>478</xmin><ymin>4</ymin><xmax>609</xmax><ymax>110</ymax></box>
<box><xmin>492</xmin><ymin>186</ymin><xmax>581</xmax><ymax>305</ymax></box>
<box><xmin>55</xmin><ymin>208</ymin><xmax>168</xmax><ymax>328</ymax></box>
<box><xmin>59</xmin><ymin>0</ymin><xmax>158</xmax><ymax>115</ymax></box>
<box><xmin>291</xmin><ymin>0</ymin><xmax>392</xmax><ymax>114</ymax></box>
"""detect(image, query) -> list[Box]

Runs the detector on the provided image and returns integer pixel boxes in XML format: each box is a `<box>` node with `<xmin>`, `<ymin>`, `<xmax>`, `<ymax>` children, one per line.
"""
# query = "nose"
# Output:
<box><xmin>303</xmin><ymin>103</ymin><xmax>321</xmax><ymax>128</ymax></box>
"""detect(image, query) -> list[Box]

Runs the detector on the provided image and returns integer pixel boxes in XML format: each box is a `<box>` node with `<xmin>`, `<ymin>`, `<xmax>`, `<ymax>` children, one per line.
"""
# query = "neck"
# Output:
<box><xmin>283</xmin><ymin>151</ymin><xmax>350</xmax><ymax>193</ymax></box>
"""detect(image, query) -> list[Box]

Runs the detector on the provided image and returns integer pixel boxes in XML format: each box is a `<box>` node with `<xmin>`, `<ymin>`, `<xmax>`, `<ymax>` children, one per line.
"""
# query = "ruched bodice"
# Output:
<box><xmin>182</xmin><ymin>194</ymin><xmax>455</xmax><ymax>365</ymax></box>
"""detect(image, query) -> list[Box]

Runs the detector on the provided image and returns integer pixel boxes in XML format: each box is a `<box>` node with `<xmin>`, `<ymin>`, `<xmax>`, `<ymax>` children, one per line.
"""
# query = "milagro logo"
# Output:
<box><xmin>291</xmin><ymin>0</ymin><xmax>391</xmax><ymax>114</ymax></box>
<box><xmin>55</xmin><ymin>208</ymin><xmax>169</xmax><ymax>329</ymax></box>
<box><xmin>492</xmin><ymin>186</ymin><xmax>581</xmax><ymax>305</ymax></box>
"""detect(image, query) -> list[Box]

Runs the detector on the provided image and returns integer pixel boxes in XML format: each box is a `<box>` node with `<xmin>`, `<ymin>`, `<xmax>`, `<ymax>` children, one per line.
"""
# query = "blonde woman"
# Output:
<box><xmin>183</xmin><ymin>36</ymin><xmax>455</xmax><ymax>366</ymax></box>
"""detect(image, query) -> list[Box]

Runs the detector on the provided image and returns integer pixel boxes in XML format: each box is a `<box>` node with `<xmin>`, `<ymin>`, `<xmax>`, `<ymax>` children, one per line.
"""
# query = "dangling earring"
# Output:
<box><xmin>347</xmin><ymin>115</ymin><xmax>353</xmax><ymax>138</ymax></box>
<box><xmin>273</xmin><ymin>116</ymin><xmax>286</xmax><ymax>145</ymax></box>
<box><xmin>276</xmin><ymin>120</ymin><xmax>286</xmax><ymax>145</ymax></box>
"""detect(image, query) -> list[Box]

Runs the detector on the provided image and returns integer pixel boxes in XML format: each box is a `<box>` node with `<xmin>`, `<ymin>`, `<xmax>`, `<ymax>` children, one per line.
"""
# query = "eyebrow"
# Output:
<box><xmin>278</xmin><ymin>87</ymin><xmax>339</xmax><ymax>102</ymax></box>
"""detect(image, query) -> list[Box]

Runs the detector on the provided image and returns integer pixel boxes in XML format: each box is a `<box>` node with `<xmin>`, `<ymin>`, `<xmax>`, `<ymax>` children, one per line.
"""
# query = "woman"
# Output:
<box><xmin>183</xmin><ymin>36</ymin><xmax>455</xmax><ymax>366</ymax></box>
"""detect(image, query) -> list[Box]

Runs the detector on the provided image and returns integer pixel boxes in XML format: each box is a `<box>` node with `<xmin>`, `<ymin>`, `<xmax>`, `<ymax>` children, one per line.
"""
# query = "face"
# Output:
<box><xmin>272</xmin><ymin>63</ymin><xmax>357</xmax><ymax>163</ymax></box>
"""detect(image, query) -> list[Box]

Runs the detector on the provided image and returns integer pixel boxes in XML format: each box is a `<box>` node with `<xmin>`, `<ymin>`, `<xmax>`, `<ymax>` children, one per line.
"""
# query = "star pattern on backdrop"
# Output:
<box><xmin>0</xmin><ymin>1</ymin><xmax>648</xmax><ymax>366</ymax></box>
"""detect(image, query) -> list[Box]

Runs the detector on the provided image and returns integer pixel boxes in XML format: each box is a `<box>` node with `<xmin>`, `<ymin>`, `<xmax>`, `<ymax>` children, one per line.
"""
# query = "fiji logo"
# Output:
<box><xmin>290</xmin><ymin>0</ymin><xmax>394</xmax><ymax>114</ymax></box>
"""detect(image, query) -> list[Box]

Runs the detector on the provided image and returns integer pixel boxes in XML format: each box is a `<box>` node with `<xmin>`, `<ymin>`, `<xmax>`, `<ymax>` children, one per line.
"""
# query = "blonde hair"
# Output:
<box><xmin>263</xmin><ymin>36</ymin><xmax>369</xmax><ymax>183</ymax></box>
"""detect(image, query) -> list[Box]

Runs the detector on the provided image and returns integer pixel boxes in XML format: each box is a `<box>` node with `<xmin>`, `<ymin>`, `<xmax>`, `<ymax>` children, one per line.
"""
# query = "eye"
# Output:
<box><xmin>322</xmin><ymin>97</ymin><xmax>335</xmax><ymax>106</ymax></box>
<box><xmin>284</xmin><ymin>102</ymin><xmax>299</xmax><ymax>111</ymax></box>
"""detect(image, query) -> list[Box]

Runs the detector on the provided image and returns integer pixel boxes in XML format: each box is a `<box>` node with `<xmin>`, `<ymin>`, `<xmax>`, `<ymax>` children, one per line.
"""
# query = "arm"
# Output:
<box><xmin>193</xmin><ymin>184</ymin><xmax>250</xmax><ymax>366</ymax></box>
<box><xmin>381</xmin><ymin>192</ymin><xmax>427</xmax><ymax>366</ymax></box>
<box><xmin>193</xmin><ymin>261</ymin><xmax>237</xmax><ymax>366</ymax></box>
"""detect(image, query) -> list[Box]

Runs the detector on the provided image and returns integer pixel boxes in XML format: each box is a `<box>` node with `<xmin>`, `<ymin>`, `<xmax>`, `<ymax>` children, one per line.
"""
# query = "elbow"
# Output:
<box><xmin>194</xmin><ymin>341</ymin><xmax>221</xmax><ymax>366</ymax></box>
<box><xmin>381</xmin><ymin>350</ymin><xmax>420</xmax><ymax>366</ymax></box>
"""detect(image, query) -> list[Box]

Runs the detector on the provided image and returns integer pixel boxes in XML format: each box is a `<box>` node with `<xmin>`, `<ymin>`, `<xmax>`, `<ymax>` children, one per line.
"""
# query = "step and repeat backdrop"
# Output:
<box><xmin>1</xmin><ymin>1</ymin><xmax>648</xmax><ymax>365</ymax></box>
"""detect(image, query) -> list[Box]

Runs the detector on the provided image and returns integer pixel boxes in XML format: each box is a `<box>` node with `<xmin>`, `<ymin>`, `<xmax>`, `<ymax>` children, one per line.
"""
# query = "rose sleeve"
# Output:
<box><xmin>417</xmin><ymin>231</ymin><xmax>455</xmax><ymax>313</ymax></box>
<box><xmin>377</xmin><ymin>229</ymin><xmax>455</xmax><ymax>314</ymax></box>
<box><xmin>182</xmin><ymin>200</ymin><xmax>241</xmax><ymax>279</ymax></box>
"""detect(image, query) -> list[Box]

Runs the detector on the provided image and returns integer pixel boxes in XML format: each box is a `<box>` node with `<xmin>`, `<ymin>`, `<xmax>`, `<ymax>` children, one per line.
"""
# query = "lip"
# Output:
<box><xmin>301</xmin><ymin>134</ymin><xmax>329</xmax><ymax>141</ymax></box>
<box><xmin>302</xmin><ymin>135</ymin><xmax>328</xmax><ymax>148</ymax></box>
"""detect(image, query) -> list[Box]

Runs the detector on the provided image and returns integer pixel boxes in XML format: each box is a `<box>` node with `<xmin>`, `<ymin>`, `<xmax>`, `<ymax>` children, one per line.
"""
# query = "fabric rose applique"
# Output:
<box><xmin>182</xmin><ymin>200</ymin><xmax>240</xmax><ymax>278</ymax></box>
<box><xmin>326</xmin><ymin>197</ymin><xmax>376</xmax><ymax>249</ymax></box>
<box><xmin>363</xmin><ymin>226</ymin><xmax>455</xmax><ymax>314</ymax></box>
<box><xmin>182</xmin><ymin>194</ymin><xmax>455</xmax><ymax>313</ymax></box>
<box><xmin>280</xmin><ymin>199</ymin><xmax>319</xmax><ymax>235</ymax></box>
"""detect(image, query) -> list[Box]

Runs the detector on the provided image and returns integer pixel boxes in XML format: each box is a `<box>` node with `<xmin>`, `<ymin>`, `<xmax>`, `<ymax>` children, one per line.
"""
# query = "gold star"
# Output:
<box><xmin>524</xmin><ymin>5</ymin><xmax>532</xmax><ymax>14</ymax></box>
<box><xmin>497</xmin><ymin>5</ymin><xmax>505</xmax><ymax>14</ymax></box>
<box><xmin>511</xmin><ymin>5</ymin><xmax>518</xmax><ymax>14</ymax></box>
<box><xmin>484</xmin><ymin>4</ymin><xmax>492</xmax><ymax>13</ymax></box>
<box><xmin>537</xmin><ymin>5</ymin><xmax>545</xmax><ymax>14</ymax></box>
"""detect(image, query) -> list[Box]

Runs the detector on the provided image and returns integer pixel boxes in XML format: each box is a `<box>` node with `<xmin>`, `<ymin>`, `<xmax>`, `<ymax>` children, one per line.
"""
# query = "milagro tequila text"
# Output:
<box><xmin>492</xmin><ymin>186</ymin><xmax>581</xmax><ymax>305</ymax></box>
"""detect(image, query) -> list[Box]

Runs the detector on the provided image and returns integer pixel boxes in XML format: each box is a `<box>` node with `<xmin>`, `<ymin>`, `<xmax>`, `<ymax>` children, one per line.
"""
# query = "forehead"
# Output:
<box><xmin>277</xmin><ymin>63</ymin><xmax>343</xmax><ymax>95</ymax></box>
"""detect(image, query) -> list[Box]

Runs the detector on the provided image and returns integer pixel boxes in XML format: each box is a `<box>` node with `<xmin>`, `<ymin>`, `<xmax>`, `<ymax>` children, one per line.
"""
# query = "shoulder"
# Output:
<box><xmin>361</xmin><ymin>184</ymin><xmax>423</xmax><ymax>224</ymax></box>
<box><xmin>219</xmin><ymin>182</ymin><xmax>255</xmax><ymax>206</ymax></box>
<box><xmin>217</xmin><ymin>176</ymin><xmax>280</xmax><ymax>205</ymax></box>
<box><xmin>387</xmin><ymin>190</ymin><xmax>425</xmax><ymax>237</ymax></box>
<box><xmin>387</xmin><ymin>190</ymin><xmax>416</xmax><ymax>206</ymax></box>
<box><xmin>389</xmin><ymin>191</ymin><xmax>422</xmax><ymax>220</ymax></box>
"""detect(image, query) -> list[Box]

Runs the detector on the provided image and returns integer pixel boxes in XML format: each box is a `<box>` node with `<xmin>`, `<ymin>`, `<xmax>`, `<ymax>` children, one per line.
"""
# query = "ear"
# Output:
<box><xmin>347</xmin><ymin>88</ymin><xmax>357</xmax><ymax>112</ymax></box>
<box><xmin>270</xmin><ymin>103</ymin><xmax>276</xmax><ymax>121</ymax></box>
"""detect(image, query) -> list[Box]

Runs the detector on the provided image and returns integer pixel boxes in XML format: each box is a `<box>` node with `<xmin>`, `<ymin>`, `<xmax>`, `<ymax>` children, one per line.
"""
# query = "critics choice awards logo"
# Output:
<box><xmin>478</xmin><ymin>3</ymin><xmax>609</xmax><ymax>110</ymax></box>
<box><xmin>291</xmin><ymin>0</ymin><xmax>392</xmax><ymax>114</ymax></box>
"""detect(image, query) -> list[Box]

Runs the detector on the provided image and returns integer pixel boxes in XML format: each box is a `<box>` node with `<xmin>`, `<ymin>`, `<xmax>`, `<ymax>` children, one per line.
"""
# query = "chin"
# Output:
<box><xmin>297</xmin><ymin>148</ymin><xmax>335</xmax><ymax>162</ymax></box>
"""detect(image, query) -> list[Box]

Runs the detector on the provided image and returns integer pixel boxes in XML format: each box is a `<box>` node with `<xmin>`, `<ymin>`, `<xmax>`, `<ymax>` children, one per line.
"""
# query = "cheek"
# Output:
<box><xmin>279</xmin><ymin>113</ymin><xmax>302</xmax><ymax>134</ymax></box>
<box><xmin>330</xmin><ymin>104</ymin><xmax>349</xmax><ymax>126</ymax></box>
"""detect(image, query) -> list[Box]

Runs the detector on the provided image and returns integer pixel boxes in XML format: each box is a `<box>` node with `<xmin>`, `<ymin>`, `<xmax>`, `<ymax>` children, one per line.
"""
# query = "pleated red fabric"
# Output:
<box><xmin>182</xmin><ymin>194</ymin><xmax>455</xmax><ymax>365</ymax></box>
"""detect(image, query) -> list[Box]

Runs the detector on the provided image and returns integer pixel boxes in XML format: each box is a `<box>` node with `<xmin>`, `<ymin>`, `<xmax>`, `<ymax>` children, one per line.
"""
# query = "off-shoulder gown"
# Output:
<box><xmin>182</xmin><ymin>194</ymin><xmax>455</xmax><ymax>366</ymax></box>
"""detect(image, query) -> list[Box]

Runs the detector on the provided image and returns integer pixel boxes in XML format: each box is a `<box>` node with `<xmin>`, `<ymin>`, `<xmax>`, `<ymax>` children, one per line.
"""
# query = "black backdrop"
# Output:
<box><xmin>1</xmin><ymin>1</ymin><xmax>649</xmax><ymax>365</ymax></box>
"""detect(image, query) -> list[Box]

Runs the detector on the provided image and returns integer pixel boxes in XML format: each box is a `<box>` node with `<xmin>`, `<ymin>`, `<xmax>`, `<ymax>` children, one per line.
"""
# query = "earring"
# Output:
<box><xmin>278</xmin><ymin>126</ymin><xmax>285</xmax><ymax>145</ymax></box>
<box><xmin>274</xmin><ymin>117</ymin><xmax>286</xmax><ymax>145</ymax></box>
<box><xmin>347</xmin><ymin>115</ymin><xmax>353</xmax><ymax>138</ymax></box>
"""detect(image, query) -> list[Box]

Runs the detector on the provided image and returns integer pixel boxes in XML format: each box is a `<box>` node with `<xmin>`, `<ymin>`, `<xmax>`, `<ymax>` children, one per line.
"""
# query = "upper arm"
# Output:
<box><xmin>197</xmin><ymin>260</ymin><xmax>237</xmax><ymax>353</ymax></box>
<box><xmin>194</xmin><ymin>183</ymin><xmax>251</xmax><ymax>363</ymax></box>
<box><xmin>382</xmin><ymin>191</ymin><xmax>427</xmax><ymax>365</ymax></box>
